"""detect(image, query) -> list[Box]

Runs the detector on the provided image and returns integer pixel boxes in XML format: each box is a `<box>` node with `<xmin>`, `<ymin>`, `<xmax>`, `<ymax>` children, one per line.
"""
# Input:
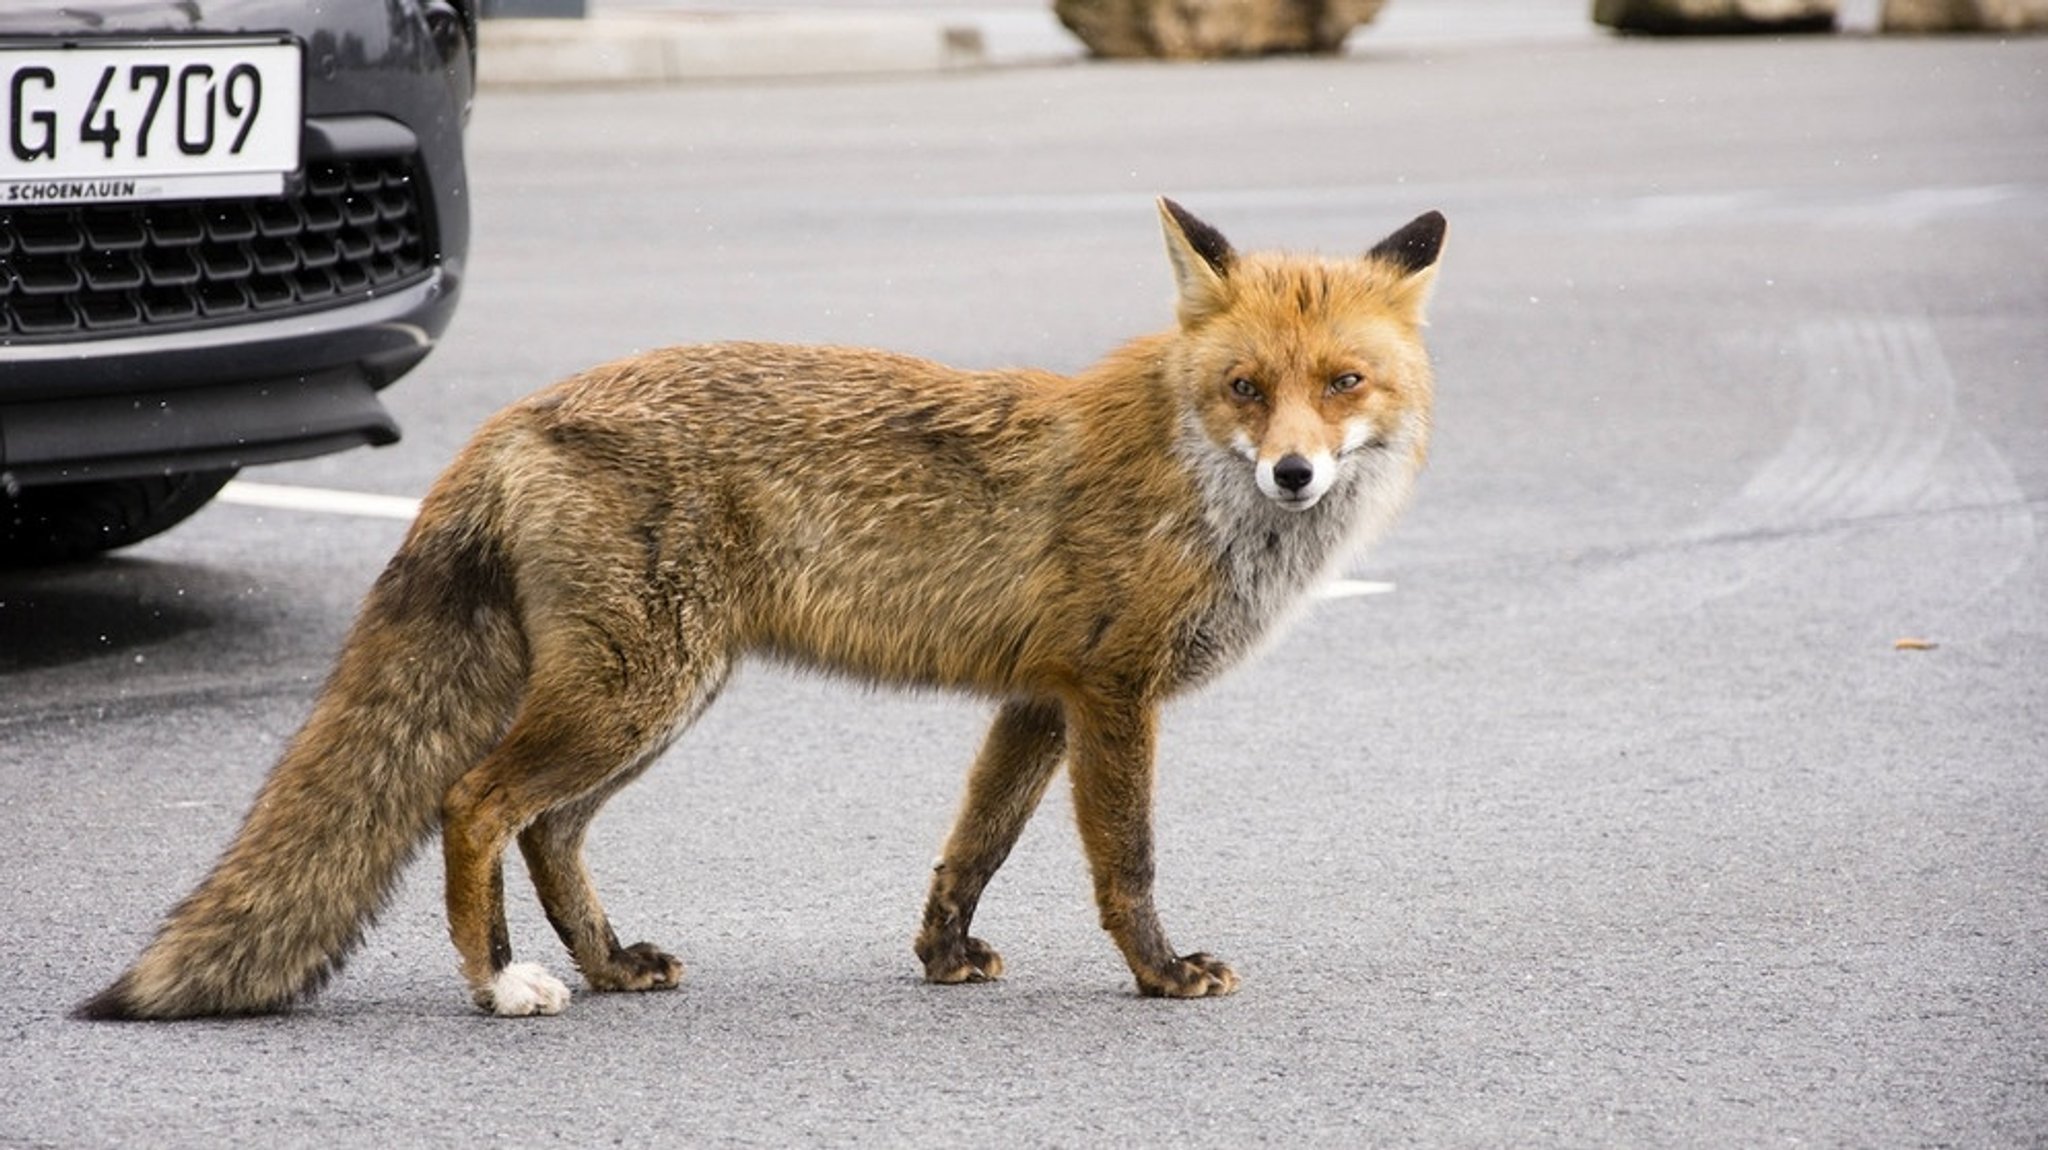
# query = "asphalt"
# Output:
<box><xmin>478</xmin><ymin>8</ymin><xmax>994</xmax><ymax>86</ymax></box>
<box><xmin>468</xmin><ymin>0</ymin><xmax>1667</xmax><ymax>87</ymax></box>
<box><xmin>475</xmin><ymin>0</ymin><xmax>2016</xmax><ymax>88</ymax></box>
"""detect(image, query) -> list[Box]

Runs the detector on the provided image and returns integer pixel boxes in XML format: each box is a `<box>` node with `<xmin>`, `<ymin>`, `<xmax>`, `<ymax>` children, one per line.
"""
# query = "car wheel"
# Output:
<box><xmin>1</xmin><ymin>471</ymin><xmax>237</xmax><ymax>567</ymax></box>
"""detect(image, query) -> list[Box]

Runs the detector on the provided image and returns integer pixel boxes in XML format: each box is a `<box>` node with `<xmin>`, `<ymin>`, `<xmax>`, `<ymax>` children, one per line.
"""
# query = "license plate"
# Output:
<box><xmin>1</xmin><ymin>38</ymin><xmax>302</xmax><ymax>207</ymax></box>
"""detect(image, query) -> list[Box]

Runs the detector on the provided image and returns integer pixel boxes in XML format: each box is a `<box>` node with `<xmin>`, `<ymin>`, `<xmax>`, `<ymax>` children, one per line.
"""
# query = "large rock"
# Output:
<box><xmin>1592</xmin><ymin>0</ymin><xmax>1837</xmax><ymax>33</ymax></box>
<box><xmin>1054</xmin><ymin>0</ymin><xmax>1386</xmax><ymax>59</ymax></box>
<box><xmin>1881</xmin><ymin>0</ymin><xmax>2048</xmax><ymax>30</ymax></box>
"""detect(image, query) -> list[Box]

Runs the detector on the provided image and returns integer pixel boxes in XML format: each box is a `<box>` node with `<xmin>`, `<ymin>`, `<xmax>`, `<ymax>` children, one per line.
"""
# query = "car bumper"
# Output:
<box><xmin>0</xmin><ymin>268</ymin><xmax>460</xmax><ymax>484</ymax></box>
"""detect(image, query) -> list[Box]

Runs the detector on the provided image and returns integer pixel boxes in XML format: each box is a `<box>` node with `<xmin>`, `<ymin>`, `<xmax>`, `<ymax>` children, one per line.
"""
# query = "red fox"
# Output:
<box><xmin>79</xmin><ymin>200</ymin><xmax>1445</xmax><ymax>1019</ymax></box>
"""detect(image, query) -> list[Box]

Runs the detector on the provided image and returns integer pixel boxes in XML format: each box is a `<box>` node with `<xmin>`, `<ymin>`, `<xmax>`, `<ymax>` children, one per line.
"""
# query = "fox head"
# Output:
<box><xmin>1159</xmin><ymin>198</ymin><xmax>1444</xmax><ymax>514</ymax></box>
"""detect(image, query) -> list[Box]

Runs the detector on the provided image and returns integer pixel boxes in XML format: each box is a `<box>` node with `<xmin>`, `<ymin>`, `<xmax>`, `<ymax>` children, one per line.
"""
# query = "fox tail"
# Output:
<box><xmin>76</xmin><ymin>469</ymin><xmax>526</xmax><ymax>1020</ymax></box>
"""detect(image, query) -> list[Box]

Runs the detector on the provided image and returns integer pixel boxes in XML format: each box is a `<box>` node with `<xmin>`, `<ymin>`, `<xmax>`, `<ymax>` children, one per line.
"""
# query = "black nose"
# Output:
<box><xmin>1272</xmin><ymin>454</ymin><xmax>1315</xmax><ymax>493</ymax></box>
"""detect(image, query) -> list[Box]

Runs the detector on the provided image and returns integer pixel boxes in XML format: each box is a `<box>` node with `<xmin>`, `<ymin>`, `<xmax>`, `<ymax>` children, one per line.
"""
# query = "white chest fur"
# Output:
<box><xmin>1168</xmin><ymin>418</ymin><xmax>1420</xmax><ymax>690</ymax></box>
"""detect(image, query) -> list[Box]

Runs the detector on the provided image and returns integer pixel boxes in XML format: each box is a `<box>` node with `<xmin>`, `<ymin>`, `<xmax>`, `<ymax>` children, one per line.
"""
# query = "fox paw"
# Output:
<box><xmin>584</xmin><ymin>942</ymin><xmax>684</xmax><ymax>993</ymax></box>
<box><xmin>1137</xmin><ymin>953</ymin><xmax>1239</xmax><ymax>999</ymax></box>
<box><xmin>480</xmin><ymin>962</ymin><xmax>572</xmax><ymax>1017</ymax></box>
<box><xmin>921</xmin><ymin>936</ymin><xmax>1006</xmax><ymax>984</ymax></box>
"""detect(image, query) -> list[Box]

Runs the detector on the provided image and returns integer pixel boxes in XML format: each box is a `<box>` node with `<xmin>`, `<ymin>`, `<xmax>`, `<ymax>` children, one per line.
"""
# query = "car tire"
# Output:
<box><xmin>1</xmin><ymin>471</ymin><xmax>237</xmax><ymax>567</ymax></box>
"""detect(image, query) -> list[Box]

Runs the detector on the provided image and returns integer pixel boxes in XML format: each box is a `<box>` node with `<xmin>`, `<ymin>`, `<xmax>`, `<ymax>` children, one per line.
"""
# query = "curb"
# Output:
<box><xmin>477</xmin><ymin>13</ymin><xmax>988</xmax><ymax>86</ymax></box>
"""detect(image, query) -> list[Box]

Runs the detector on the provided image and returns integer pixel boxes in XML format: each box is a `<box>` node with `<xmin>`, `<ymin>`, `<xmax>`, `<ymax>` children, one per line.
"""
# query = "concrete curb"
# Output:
<box><xmin>478</xmin><ymin>13</ymin><xmax>988</xmax><ymax>87</ymax></box>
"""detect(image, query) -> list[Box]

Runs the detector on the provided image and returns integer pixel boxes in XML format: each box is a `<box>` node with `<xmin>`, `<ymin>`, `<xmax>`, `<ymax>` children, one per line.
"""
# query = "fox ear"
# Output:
<box><xmin>1158</xmin><ymin>197</ymin><xmax>1234</xmax><ymax>325</ymax></box>
<box><xmin>1368</xmin><ymin>210</ymin><xmax>1446</xmax><ymax>276</ymax></box>
<box><xmin>1367</xmin><ymin>210</ymin><xmax>1446</xmax><ymax>322</ymax></box>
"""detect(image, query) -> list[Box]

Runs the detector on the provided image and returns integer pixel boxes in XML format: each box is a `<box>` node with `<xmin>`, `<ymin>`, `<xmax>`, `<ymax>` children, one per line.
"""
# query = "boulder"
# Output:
<box><xmin>1053</xmin><ymin>0</ymin><xmax>1386</xmax><ymax>59</ymax></box>
<box><xmin>1591</xmin><ymin>0</ymin><xmax>1838</xmax><ymax>33</ymax></box>
<box><xmin>1881</xmin><ymin>0</ymin><xmax>2048</xmax><ymax>30</ymax></box>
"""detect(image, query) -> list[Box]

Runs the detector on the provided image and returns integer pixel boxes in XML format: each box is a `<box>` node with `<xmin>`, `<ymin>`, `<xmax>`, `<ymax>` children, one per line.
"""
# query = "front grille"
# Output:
<box><xmin>1</xmin><ymin>156</ymin><xmax>431</xmax><ymax>341</ymax></box>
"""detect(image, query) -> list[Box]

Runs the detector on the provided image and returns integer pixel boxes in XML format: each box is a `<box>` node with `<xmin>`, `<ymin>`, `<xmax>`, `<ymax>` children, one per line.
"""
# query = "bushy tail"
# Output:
<box><xmin>77</xmin><ymin>479</ymin><xmax>527</xmax><ymax>1020</ymax></box>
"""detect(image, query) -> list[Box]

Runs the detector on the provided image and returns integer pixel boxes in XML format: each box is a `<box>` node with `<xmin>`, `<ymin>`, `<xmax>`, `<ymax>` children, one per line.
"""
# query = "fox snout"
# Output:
<box><xmin>1255</xmin><ymin>450</ymin><xmax>1335</xmax><ymax>511</ymax></box>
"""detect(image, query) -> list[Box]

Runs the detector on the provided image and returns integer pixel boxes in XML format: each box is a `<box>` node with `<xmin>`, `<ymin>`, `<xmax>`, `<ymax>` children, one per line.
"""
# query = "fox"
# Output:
<box><xmin>77</xmin><ymin>199</ymin><xmax>1445</xmax><ymax>1020</ymax></box>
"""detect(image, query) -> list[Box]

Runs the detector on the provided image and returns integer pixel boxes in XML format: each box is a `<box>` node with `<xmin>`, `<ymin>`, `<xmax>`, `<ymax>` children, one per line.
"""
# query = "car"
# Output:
<box><xmin>1</xmin><ymin>0</ymin><xmax>476</xmax><ymax>565</ymax></box>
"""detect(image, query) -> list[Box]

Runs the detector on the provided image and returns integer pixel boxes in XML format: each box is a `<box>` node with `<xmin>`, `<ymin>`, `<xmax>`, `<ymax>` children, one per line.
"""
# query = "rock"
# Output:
<box><xmin>1053</xmin><ymin>0</ymin><xmax>1386</xmax><ymax>59</ymax></box>
<box><xmin>1591</xmin><ymin>0</ymin><xmax>1838</xmax><ymax>33</ymax></box>
<box><xmin>1881</xmin><ymin>0</ymin><xmax>2048</xmax><ymax>31</ymax></box>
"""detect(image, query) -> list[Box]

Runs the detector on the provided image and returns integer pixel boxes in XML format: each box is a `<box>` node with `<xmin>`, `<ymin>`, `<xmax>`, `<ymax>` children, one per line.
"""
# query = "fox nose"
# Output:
<box><xmin>1272</xmin><ymin>454</ymin><xmax>1315</xmax><ymax>494</ymax></box>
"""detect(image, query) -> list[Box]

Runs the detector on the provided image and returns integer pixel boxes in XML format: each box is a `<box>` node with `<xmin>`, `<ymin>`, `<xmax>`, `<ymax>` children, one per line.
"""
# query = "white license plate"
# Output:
<box><xmin>1</xmin><ymin>38</ymin><xmax>302</xmax><ymax>207</ymax></box>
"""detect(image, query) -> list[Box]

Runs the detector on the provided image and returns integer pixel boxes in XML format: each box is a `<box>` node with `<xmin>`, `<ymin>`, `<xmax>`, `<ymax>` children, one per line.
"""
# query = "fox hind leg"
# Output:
<box><xmin>519</xmin><ymin>762</ymin><xmax>694</xmax><ymax>993</ymax></box>
<box><xmin>442</xmin><ymin>729</ymin><xmax>575</xmax><ymax>1017</ymax></box>
<box><xmin>442</xmin><ymin>628</ymin><xmax>725</xmax><ymax>1017</ymax></box>
<box><xmin>475</xmin><ymin>851</ymin><xmax>568</xmax><ymax>1014</ymax></box>
<box><xmin>916</xmin><ymin>698</ymin><xmax>1067</xmax><ymax>984</ymax></box>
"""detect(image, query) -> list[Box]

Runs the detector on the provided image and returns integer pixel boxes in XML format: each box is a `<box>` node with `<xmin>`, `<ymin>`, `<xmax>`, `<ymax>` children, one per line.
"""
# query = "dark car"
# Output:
<box><xmin>0</xmin><ymin>0</ymin><xmax>475</xmax><ymax>564</ymax></box>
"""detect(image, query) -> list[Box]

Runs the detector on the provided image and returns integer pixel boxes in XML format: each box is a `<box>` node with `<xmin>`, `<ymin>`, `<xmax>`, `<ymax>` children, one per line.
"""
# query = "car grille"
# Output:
<box><xmin>0</xmin><ymin>156</ymin><xmax>431</xmax><ymax>341</ymax></box>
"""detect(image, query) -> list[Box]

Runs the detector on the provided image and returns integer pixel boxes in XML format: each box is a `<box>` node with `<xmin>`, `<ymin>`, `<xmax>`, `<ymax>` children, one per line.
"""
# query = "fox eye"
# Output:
<box><xmin>1229</xmin><ymin>377</ymin><xmax>1262</xmax><ymax>401</ymax></box>
<box><xmin>1329</xmin><ymin>373</ymin><xmax>1364</xmax><ymax>395</ymax></box>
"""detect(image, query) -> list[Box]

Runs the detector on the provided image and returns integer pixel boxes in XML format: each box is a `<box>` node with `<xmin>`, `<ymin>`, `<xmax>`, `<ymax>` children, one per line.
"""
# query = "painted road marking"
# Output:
<box><xmin>218</xmin><ymin>482</ymin><xmax>1398</xmax><ymax>598</ymax></box>
<box><xmin>219</xmin><ymin>481</ymin><xmax>422</xmax><ymax>521</ymax></box>
<box><xmin>1317</xmin><ymin>579</ymin><xmax>1396</xmax><ymax>599</ymax></box>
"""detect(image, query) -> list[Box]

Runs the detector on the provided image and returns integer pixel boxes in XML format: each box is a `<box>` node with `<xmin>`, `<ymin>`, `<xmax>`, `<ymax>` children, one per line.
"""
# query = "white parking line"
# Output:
<box><xmin>216</xmin><ymin>481</ymin><xmax>1399</xmax><ymax>599</ymax></box>
<box><xmin>219</xmin><ymin>481</ymin><xmax>422</xmax><ymax>521</ymax></box>
<box><xmin>1317</xmin><ymin>579</ymin><xmax>1396</xmax><ymax>600</ymax></box>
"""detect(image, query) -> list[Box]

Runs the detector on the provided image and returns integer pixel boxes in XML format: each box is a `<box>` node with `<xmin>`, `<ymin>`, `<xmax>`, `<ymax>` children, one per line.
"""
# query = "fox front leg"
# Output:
<box><xmin>917</xmin><ymin>698</ymin><xmax>1068</xmax><ymax>984</ymax></box>
<box><xmin>1065</xmin><ymin>696</ymin><xmax>1238</xmax><ymax>998</ymax></box>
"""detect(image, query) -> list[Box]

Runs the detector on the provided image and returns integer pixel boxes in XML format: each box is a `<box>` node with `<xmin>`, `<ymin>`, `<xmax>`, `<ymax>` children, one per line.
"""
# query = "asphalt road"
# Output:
<box><xmin>4</xmin><ymin>23</ymin><xmax>2046</xmax><ymax>1150</ymax></box>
